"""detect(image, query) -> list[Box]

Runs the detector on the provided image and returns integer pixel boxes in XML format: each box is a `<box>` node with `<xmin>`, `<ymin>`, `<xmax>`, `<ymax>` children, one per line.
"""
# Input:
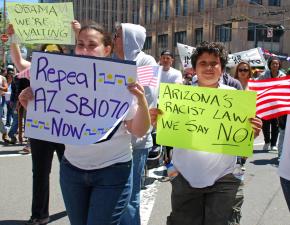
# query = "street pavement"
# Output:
<box><xmin>0</xmin><ymin>134</ymin><xmax>289</xmax><ymax>225</ymax></box>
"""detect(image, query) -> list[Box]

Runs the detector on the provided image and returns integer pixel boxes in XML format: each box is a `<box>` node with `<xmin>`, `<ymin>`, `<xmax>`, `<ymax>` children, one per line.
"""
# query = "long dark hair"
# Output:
<box><xmin>267</xmin><ymin>56</ymin><xmax>282</xmax><ymax>70</ymax></box>
<box><xmin>234</xmin><ymin>61</ymin><xmax>252</xmax><ymax>79</ymax></box>
<box><xmin>79</xmin><ymin>21</ymin><xmax>113</xmax><ymax>50</ymax></box>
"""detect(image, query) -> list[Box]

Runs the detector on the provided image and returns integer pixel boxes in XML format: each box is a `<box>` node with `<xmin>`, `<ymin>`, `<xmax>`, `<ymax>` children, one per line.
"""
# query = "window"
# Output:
<box><xmin>159</xmin><ymin>0</ymin><xmax>163</xmax><ymax>19</ymax></box>
<box><xmin>132</xmin><ymin>0</ymin><xmax>140</xmax><ymax>24</ymax></box>
<box><xmin>215</xmin><ymin>24</ymin><xmax>232</xmax><ymax>42</ymax></box>
<box><xmin>268</xmin><ymin>0</ymin><xmax>280</xmax><ymax>6</ymax></box>
<box><xmin>183</xmin><ymin>0</ymin><xmax>188</xmax><ymax>16</ymax></box>
<box><xmin>112</xmin><ymin>0</ymin><xmax>117</xmax><ymax>25</ymax></box>
<box><xmin>174</xmin><ymin>31</ymin><xmax>187</xmax><ymax>46</ymax></box>
<box><xmin>96</xmin><ymin>1</ymin><xmax>101</xmax><ymax>21</ymax></box>
<box><xmin>176</xmin><ymin>0</ymin><xmax>181</xmax><ymax>16</ymax></box>
<box><xmin>103</xmin><ymin>1</ymin><xmax>108</xmax><ymax>28</ymax></box>
<box><xmin>144</xmin><ymin>37</ymin><xmax>152</xmax><ymax>50</ymax></box>
<box><xmin>158</xmin><ymin>34</ymin><xmax>168</xmax><ymax>49</ymax></box>
<box><xmin>198</xmin><ymin>0</ymin><xmax>204</xmax><ymax>12</ymax></box>
<box><xmin>195</xmin><ymin>28</ymin><xmax>203</xmax><ymax>45</ymax></box>
<box><xmin>121</xmin><ymin>0</ymin><xmax>128</xmax><ymax>21</ymax></box>
<box><xmin>165</xmin><ymin>0</ymin><xmax>170</xmax><ymax>19</ymax></box>
<box><xmin>227</xmin><ymin>0</ymin><xmax>234</xmax><ymax>6</ymax></box>
<box><xmin>248</xmin><ymin>23</ymin><xmax>281</xmax><ymax>42</ymax></box>
<box><xmin>249</xmin><ymin>0</ymin><xmax>262</xmax><ymax>5</ymax></box>
<box><xmin>150</xmin><ymin>0</ymin><xmax>154</xmax><ymax>23</ymax></box>
<box><xmin>145</xmin><ymin>0</ymin><xmax>149</xmax><ymax>24</ymax></box>
<box><xmin>217</xmin><ymin>0</ymin><xmax>224</xmax><ymax>8</ymax></box>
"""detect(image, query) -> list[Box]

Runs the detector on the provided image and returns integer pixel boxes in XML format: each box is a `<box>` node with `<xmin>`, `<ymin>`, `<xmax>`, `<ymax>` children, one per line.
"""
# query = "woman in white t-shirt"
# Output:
<box><xmin>19</xmin><ymin>22</ymin><xmax>150</xmax><ymax>225</ymax></box>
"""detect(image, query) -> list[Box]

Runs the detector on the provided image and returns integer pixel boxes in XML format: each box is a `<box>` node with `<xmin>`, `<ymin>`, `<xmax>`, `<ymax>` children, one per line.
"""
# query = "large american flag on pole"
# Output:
<box><xmin>137</xmin><ymin>65</ymin><xmax>160</xmax><ymax>87</ymax></box>
<box><xmin>248</xmin><ymin>76</ymin><xmax>290</xmax><ymax>120</ymax></box>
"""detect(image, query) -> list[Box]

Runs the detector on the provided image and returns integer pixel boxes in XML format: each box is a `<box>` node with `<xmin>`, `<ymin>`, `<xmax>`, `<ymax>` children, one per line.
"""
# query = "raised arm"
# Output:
<box><xmin>7</xmin><ymin>24</ymin><xmax>31</xmax><ymax>71</ymax></box>
<box><xmin>125</xmin><ymin>83</ymin><xmax>150</xmax><ymax>138</ymax></box>
<box><xmin>71</xmin><ymin>20</ymin><xmax>81</xmax><ymax>41</ymax></box>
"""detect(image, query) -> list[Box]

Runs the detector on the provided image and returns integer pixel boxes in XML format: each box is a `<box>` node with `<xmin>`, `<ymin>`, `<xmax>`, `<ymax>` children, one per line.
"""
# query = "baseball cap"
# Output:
<box><xmin>7</xmin><ymin>65</ymin><xmax>14</xmax><ymax>70</ymax></box>
<box><xmin>160</xmin><ymin>50</ymin><xmax>173</xmax><ymax>58</ymax></box>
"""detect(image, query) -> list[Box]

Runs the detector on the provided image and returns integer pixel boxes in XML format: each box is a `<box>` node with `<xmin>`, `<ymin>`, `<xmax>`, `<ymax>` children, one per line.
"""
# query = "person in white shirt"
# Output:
<box><xmin>19</xmin><ymin>22</ymin><xmax>151</xmax><ymax>225</ymax></box>
<box><xmin>278</xmin><ymin>114</ymin><xmax>290</xmax><ymax>211</ymax></box>
<box><xmin>159</xmin><ymin>50</ymin><xmax>183</xmax><ymax>84</ymax></box>
<box><xmin>150</xmin><ymin>42</ymin><xmax>262</xmax><ymax>225</ymax></box>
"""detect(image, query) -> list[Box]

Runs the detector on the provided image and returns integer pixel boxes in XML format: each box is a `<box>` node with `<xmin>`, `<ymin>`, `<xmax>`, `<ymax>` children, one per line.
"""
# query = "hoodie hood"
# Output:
<box><xmin>122</xmin><ymin>23</ymin><xmax>146</xmax><ymax>61</ymax></box>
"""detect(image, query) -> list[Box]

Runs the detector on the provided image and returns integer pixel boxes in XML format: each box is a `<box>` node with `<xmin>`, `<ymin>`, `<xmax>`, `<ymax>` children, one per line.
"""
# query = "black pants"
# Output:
<box><xmin>30</xmin><ymin>138</ymin><xmax>65</xmax><ymax>219</ymax></box>
<box><xmin>262</xmin><ymin>118</ymin><xmax>279</xmax><ymax>146</ymax></box>
<box><xmin>167</xmin><ymin>173</ymin><xmax>240</xmax><ymax>225</ymax></box>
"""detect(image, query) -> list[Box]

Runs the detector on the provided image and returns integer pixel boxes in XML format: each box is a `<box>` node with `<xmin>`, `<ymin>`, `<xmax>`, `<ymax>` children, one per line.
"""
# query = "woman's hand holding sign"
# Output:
<box><xmin>149</xmin><ymin>108</ymin><xmax>163</xmax><ymax>128</ymax></box>
<box><xmin>249</xmin><ymin>117</ymin><xmax>262</xmax><ymax>138</ymax></box>
<box><xmin>125</xmin><ymin>82</ymin><xmax>151</xmax><ymax>138</ymax></box>
<box><xmin>19</xmin><ymin>87</ymin><xmax>33</xmax><ymax>110</ymax></box>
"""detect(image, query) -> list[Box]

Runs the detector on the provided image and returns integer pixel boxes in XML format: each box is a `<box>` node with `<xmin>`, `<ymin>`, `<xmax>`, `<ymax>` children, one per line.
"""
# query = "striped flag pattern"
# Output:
<box><xmin>16</xmin><ymin>67</ymin><xmax>31</xmax><ymax>79</ymax></box>
<box><xmin>137</xmin><ymin>65</ymin><xmax>160</xmax><ymax>87</ymax></box>
<box><xmin>248</xmin><ymin>76</ymin><xmax>290</xmax><ymax>120</ymax></box>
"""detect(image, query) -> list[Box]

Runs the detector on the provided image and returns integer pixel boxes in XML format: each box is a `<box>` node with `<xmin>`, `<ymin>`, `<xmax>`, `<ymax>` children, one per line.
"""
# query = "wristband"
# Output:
<box><xmin>10</xmin><ymin>34</ymin><xmax>20</xmax><ymax>44</ymax></box>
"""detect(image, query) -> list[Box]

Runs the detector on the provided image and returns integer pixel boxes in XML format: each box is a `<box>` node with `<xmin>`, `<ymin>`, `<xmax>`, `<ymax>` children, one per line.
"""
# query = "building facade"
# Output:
<box><xmin>40</xmin><ymin>0</ymin><xmax>289</xmax><ymax>68</ymax></box>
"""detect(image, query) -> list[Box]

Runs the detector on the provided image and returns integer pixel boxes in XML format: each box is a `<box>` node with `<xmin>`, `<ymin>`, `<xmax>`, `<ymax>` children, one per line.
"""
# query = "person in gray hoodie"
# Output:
<box><xmin>114</xmin><ymin>23</ymin><xmax>157</xmax><ymax>225</ymax></box>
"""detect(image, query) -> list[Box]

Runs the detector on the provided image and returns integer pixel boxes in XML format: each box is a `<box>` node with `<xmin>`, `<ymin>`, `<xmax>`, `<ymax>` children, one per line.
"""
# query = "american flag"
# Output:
<box><xmin>137</xmin><ymin>65</ymin><xmax>160</xmax><ymax>87</ymax></box>
<box><xmin>16</xmin><ymin>67</ymin><xmax>31</xmax><ymax>79</ymax></box>
<box><xmin>248</xmin><ymin>76</ymin><xmax>290</xmax><ymax>120</ymax></box>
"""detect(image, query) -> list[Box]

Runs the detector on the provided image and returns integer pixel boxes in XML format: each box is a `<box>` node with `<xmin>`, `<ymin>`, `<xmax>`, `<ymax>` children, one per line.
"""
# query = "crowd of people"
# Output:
<box><xmin>0</xmin><ymin>17</ymin><xmax>289</xmax><ymax>225</ymax></box>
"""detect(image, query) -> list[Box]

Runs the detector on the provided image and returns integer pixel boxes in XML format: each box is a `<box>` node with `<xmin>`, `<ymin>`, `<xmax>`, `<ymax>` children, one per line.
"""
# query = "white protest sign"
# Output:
<box><xmin>177</xmin><ymin>42</ymin><xmax>266</xmax><ymax>69</ymax></box>
<box><xmin>177</xmin><ymin>43</ymin><xmax>195</xmax><ymax>69</ymax></box>
<box><xmin>227</xmin><ymin>48</ymin><xmax>266</xmax><ymax>68</ymax></box>
<box><xmin>25</xmin><ymin>52</ymin><xmax>137</xmax><ymax>145</ymax></box>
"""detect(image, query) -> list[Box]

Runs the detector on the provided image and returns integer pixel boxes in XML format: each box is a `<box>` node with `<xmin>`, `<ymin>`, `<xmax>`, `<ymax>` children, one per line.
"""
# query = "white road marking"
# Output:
<box><xmin>141</xmin><ymin>166</ymin><xmax>166</xmax><ymax>225</ymax></box>
<box><xmin>254</xmin><ymin>142</ymin><xmax>264</xmax><ymax>146</ymax></box>
<box><xmin>0</xmin><ymin>153</ymin><xmax>30</xmax><ymax>157</ymax></box>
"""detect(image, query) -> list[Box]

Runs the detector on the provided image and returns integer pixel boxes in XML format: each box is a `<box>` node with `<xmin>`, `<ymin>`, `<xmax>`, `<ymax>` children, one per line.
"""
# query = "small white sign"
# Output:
<box><xmin>177</xmin><ymin>42</ymin><xmax>266</xmax><ymax>68</ymax></box>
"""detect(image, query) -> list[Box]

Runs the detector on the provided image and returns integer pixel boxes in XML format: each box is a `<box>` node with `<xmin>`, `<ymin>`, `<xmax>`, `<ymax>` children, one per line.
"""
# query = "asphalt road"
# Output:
<box><xmin>0</xmin><ymin>134</ymin><xmax>289</xmax><ymax>225</ymax></box>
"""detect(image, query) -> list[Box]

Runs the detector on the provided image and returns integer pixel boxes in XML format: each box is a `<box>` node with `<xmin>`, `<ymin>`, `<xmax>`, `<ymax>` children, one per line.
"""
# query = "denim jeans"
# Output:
<box><xmin>0</xmin><ymin>100</ymin><xmax>6</xmax><ymax>134</ymax></box>
<box><xmin>8</xmin><ymin>106</ymin><xmax>18</xmax><ymax>138</ymax></box>
<box><xmin>278</xmin><ymin>128</ymin><xmax>285</xmax><ymax>159</ymax></box>
<box><xmin>280</xmin><ymin>177</ymin><xmax>290</xmax><ymax>211</ymax></box>
<box><xmin>60</xmin><ymin>157</ymin><xmax>132</xmax><ymax>225</ymax></box>
<box><xmin>5</xmin><ymin>101</ymin><xmax>13</xmax><ymax>125</ymax></box>
<box><xmin>167</xmin><ymin>173</ymin><xmax>240</xmax><ymax>225</ymax></box>
<box><xmin>120</xmin><ymin>147</ymin><xmax>151</xmax><ymax>225</ymax></box>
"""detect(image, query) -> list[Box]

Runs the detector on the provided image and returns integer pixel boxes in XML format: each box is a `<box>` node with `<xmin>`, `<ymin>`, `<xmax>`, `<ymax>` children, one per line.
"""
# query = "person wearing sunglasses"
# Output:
<box><xmin>234</xmin><ymin>61</ymin><xmax>253</xmax><ymax>90</ymax></box>
<box><xmin>228</xmin><ymin>61</ymin><xmax>253</xmax><ymax>225</ymax></box>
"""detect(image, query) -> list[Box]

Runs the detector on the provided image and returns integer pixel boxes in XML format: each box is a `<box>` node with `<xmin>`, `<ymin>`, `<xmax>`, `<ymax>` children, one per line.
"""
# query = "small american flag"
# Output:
<box><xmin>248</xmin><ymin>76</ymin><xmax>290</xmax><ymax>120</ymax></box>
<box><xmin>137</xmin><ymin>65</ymin><xmax>160</xmax><ymax>87</ymax></box>
<box><xmin>16</xmin><ymin>67</ymin><xmax>31</xmax><ymax>80</ymax></box>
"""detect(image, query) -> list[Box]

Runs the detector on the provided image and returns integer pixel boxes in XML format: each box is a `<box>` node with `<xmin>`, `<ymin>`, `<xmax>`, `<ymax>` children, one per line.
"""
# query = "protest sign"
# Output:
<box><xmin>156</xmin><ymin>84</ymin><xmax>257</xmax><ymax>156</ymax></box>
<box><xmin>25</xmin><ymin>52</ymin><xmax>136</xmax><ymax>145</ymax></box>
<box><xmin>177</xmin><ymin>43</ymin><xmax>195</xmax><ymax>69</ymax></box>
<box><xmin>7</xmin><ymin>2</ymin><xmax>75</xmax><ymax>44</ymax></box>
<box><xmin>177</xmin><ymin>42</ymin><xmax>266</xmax><ymax>69</ymax></box>
<box><xmin>227</xmin><ymin>48</ymin><xmax>266</xmax><ymax>68</ymax></box>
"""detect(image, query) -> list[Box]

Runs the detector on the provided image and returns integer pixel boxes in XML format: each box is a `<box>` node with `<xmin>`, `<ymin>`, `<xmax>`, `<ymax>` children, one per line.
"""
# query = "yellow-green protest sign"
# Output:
<box><xmin>156</xmin><ymin>83</ymin><xmax>257</xmax><ymax>157</ymax></box>
<box><xmin>7</xmin><ymin>2</ymin><xmax>74</xmax><ymax>45</ymax></box>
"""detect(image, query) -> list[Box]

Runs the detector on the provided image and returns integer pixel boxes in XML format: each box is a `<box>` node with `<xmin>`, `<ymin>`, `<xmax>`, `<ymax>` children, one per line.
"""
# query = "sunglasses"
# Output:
<box><xmin>114</xmin><ymin>32</ymin><xmax>122</xmax><ymax>39</ymax></box>
<box><xmin>238</xmin><ymin>68</ymin><xmax>249</xmax><ymax>73</ymax></box>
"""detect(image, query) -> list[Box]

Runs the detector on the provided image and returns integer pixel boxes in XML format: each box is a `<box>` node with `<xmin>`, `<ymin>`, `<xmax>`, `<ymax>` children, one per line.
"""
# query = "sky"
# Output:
<box><xmin>0</xmin><ymin>0</ymin><xmax>39</xmax><ymax>6</ymax></box>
